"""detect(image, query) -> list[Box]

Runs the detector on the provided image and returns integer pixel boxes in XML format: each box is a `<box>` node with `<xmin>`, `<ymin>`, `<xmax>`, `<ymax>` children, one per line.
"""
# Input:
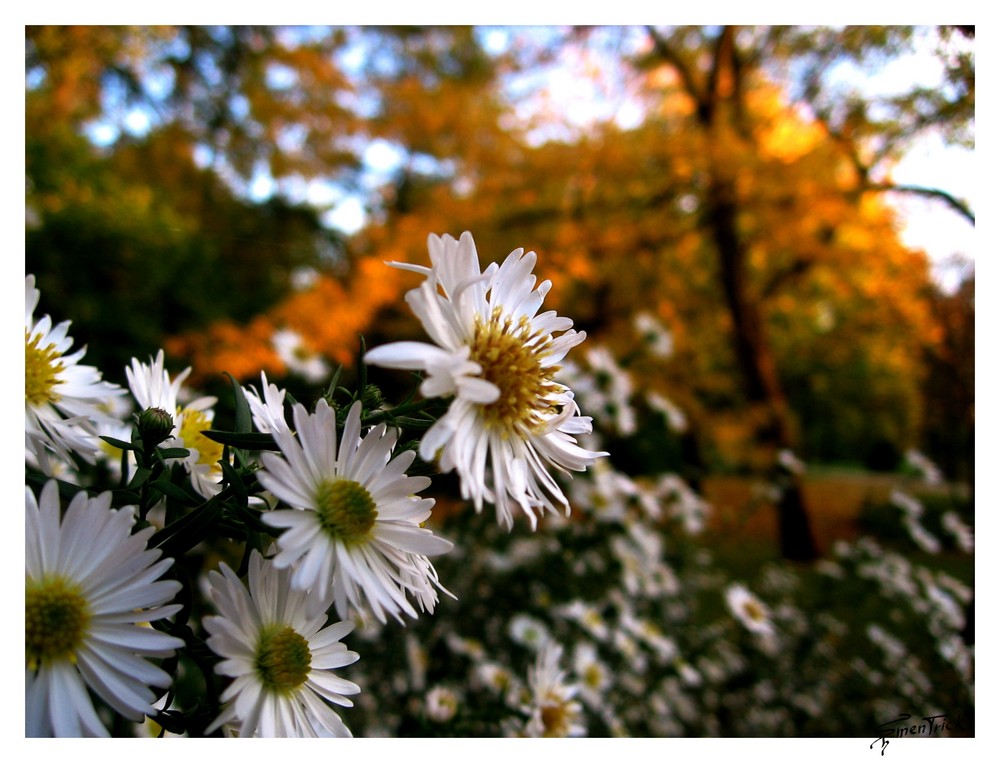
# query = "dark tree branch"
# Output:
<box><xmin>761</xmin><ymin>257</ymin><xmax>815</xmax><ymax>301</ymax></box>
<box><xmin>645</xmin><ymin>26</ymin><xmax>710</xmax><ymax>121</ymax></box>
<box><xmin>864</xmin><ymin>182</ymin><xmax>975</xmax><ymax>225</ymax></box>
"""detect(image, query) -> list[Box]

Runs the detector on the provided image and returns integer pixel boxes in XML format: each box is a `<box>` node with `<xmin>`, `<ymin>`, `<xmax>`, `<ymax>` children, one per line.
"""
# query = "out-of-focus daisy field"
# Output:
<box><xmin>23</xmin><ymin>25</ymin><xmax>975</xmax><ymax>741</ymax></box>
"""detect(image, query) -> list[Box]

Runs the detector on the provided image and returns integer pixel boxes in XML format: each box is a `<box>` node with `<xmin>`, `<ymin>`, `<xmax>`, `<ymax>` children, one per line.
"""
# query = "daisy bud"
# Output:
<box><xmin>136</xmin><ymin>406</ymin><xmax>175</xmax><ymax>446</ymax></box>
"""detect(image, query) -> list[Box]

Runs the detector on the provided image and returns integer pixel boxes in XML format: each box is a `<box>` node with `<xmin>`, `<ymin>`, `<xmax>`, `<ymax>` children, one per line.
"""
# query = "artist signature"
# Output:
<box><xmin>870</xmin><ymin>712</ymin><xmax>966</xmax><ymax>755</ymax></box>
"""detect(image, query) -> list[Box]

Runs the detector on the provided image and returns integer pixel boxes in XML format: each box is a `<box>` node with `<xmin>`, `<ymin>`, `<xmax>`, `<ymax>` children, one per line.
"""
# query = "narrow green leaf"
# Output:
<box><xmin>157</xmin><ymin>447</ymin><xmax>192</xmax><ymax>460</ymax></box>
<box><xmin>226</xmin><ymin>372</ymin><xmax>253</xmax><ymax>434</ymax></box>
<box><xmin>202</xmin><ymin>430</ymin><xmax>279</xmax><ymax>450</ymax></box>
<box><xmin>150</xmin><ymin>498</ymin><xmax>223</xmax><ymax>557</ymax></box>
<box><xmin>221</xmin><ymin>460</ymin><xmax>247</xmax><ymax>505</ymax></box>
<box><xmin>100</xmin><ymin>436</ymin><xmax>136</xmax><ymax>451</ymax></box>
<box><xmin>127</xmin><ymin>466</ymin><xmax>153</xmax><ymax>490</ymax></box>
<box><xmin>148</xmin><ymin>479</ymin><xmax>200</xmax><ymax>503</ymax></box>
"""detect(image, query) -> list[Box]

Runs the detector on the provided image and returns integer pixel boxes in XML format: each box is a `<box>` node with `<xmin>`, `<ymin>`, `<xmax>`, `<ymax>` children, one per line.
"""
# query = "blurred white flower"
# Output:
<box><xmin>509</xmin><ymin>613</ymin><xmax>551</xmax><ymax>651</ymax></box>
<box><xmin>905</xmin><ymin>449</ymin><xmax>944</xmax><ymax>485</ymax></box>
<box><xmin>890</xmin><ymin>488</ymin><xmax>924</xmax><ymax>517</ymax></box>
<box><xmin>725</xmin><ymin>583</ymin><xmax>776</xmax><ymax>637</ymax></box>
<box><xmin>942</xmin><ymin>511</ymin><xmax>974</xmax><ymax>553</ymax></box>
<box><xmin>633</xmin><ymin>311</ymin><xmax>674</xmax><ymax>358</ymax></box>
<box><xmin>521</xmin><ymin>641</ymin><xmax>585</xmax><ymax>738</ymax></box>
<box><xmin>650</xmin><ymin>474</ymin><xmax>710</xmax><ymax>533</ymax></box>
<box><xmin>571</xmin><ymin>642</ymin><xmax>611</xmax><ymax>708</ymax></box>
<box><xmin>903</xmin><ymin>514</ymin><xmax>942</xmax><ymax>554</ymax></box>
<box><xmin>557</xmin><ymin>600</ymin><xmax>610</xmax><ymax>642</ymax></box>
<box><xmin>777</xmin><ymin>448</ymin><xmax>806</xmax><ymax>475</ymax></box>
<box><xmin>425</xmin><ymin>686</ymin><xmax>460</xmax><ymax>723</ymax></box>
<box><xmin>272</xmin><ymin>328</ymin><xmax>330</xmax><ymax>383</ymax></box>
<box><xmin>584</xmin><ymin>345</ymin><xmax>636</xmax><ymax>435</ymax></box>
<box><xmin>646</xmin><ymin>390</ymin><xmax>687</xmax><ymax>432</ymax></box>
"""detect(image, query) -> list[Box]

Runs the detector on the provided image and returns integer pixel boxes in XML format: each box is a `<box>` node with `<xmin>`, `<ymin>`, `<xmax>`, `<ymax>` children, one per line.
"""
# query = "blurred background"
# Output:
<box><xmin>25</xmin><ymin>25</ymin><xmax>974</xmax><ymax>737</ymax></box>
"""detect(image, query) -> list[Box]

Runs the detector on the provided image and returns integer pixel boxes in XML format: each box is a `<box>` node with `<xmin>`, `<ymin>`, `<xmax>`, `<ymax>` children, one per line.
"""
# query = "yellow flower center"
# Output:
<box><xmin>178</xmin><ymin>408</ymin><xmax>224</xmax><ymax>468</ymax></box>
<box><xmin>255</xmin><ymin>625</ymin><xmax>311</xmax><ymax>693</ymax></box>
<box><xmin>315</xmin><ymin>479</ymin><xmax>377</xmax><ymax>544</ymax></box>
<box><xmin>583</xmin><ymin>663</ymin><xmax>603</xmax><ymax>689</ymax></box>
<box><xmin>25</xmin><ymin>331</ymin><xmax>64</xmax><ymax>407</ymax></box>
<box><xmin>743</xmin><ymin>600</ymin><xmax>766</xmax><ymax>623</ymax></box>
<box><xmin>25</xmin><ymin>577</ymin><xmax>90</xmax><ymax>668</ymax></box>
<box><xmin>539</xmin><ymin>695</ymin><xmax>574</xmax><ymax>737</ymax></box>
<box><xmin>468</xmin><ymin>309</ymin><xmax>559</xmax><ymax>435</ymax></box>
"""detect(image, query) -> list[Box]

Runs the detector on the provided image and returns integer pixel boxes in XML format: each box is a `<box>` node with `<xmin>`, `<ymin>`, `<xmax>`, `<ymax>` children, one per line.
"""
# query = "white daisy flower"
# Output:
<box><xmin>202</xmin><ymin>550</ymin><xmax>361</xmax><ymax>737</ymax></box>
<box><xmin>257</xmin><ymin>398</ymin><xmax>454</xmax><ymax>623</ymax></box>
<box><xmin>244</xmin><ymin>371</ymin><xmax>291</xmax><ymax>435</ymax></box>
<box><xmin>521</xmin><ymin>640</ymin><xmax>585</xmax><ymax>738</ymax></box>
<box><xmin>272</xmin><ymin>328</ymin><xmax>330</xmax><ymax>384</ymax></box>
<box><xmin>725</xmin><ymin>583</ymin><xmax>776</xmax><ymax>637</ymax></box>
<box><xmin>25</xmin><ymin>274</ymin><xmax>125</xmax><ymax>473</ymax></box>
<box><xmin>126</xmin><ymin>350</ymin><xmax>223</xmax><ymax>498</ymax></box>
<box><xmin>365</xmin><ymin>231</ymin><xmax>607</xmax><ymax>530</ymax></box>
<box><xmin>25</xmin><ymin>481</ymin><xmax>184</xmax><ymax>737</ymax></box>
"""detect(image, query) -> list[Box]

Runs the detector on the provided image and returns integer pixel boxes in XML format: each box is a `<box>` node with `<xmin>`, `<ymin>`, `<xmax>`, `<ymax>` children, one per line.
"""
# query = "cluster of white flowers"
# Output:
<box><xmin>24</xmin><ymin>231</ymin><xmax>607</xmax><ymax>738</ymax></box>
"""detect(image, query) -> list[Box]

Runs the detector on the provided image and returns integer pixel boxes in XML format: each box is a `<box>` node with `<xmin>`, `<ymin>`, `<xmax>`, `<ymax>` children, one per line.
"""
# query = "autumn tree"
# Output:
<box><xmin>25</xmin><ymin>26</ymin><xmax>972</xmax><ymax>560</ymax></box>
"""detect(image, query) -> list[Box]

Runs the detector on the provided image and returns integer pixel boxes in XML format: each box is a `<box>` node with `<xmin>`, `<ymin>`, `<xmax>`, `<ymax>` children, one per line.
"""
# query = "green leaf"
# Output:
<box><xmin>127</xmin><ymin>466</ymin><xmax>153</xmax><ymax>490</ymax></box>
<box><xmin>226</xmin><ymin>372</ymin><xmax>253</xmax><ymax>435</ymax></box>
<box><xmin>220</xmin><ymin>460</ymin><xmax>247</xmax><ymax>506</ymax></box>
<box><xmin>202</xmin><ymin>430</ymin><xmax>279</xmax><ymax>450</ymax></box>
<box><xmin>150</xmin><ymin>497</ymin><xmax>224</xmax><ymax>557</ymax></box>
<box><xmin>385</xmin><ymin>415</ymin><xmax>437</xmax><ymax>429</ymax></box>
<box><xmin>157</xmin><ymin>447</ymin><xmax>192</xmax><ymax>461</ymax></box>
<box><xmin>148</xmin><ymin>479</ymin><xmax>200</xmax><ymax>504</ymax></box>
<box><xmin>100</xmin><ymin>436</ymin><xmax>136</xmax><ymax>451</ymax></box>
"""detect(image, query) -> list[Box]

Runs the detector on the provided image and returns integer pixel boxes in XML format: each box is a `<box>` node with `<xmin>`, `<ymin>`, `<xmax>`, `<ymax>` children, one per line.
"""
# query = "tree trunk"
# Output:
<box><xmin>706</xmin><ymin>175</ymin><xmax>820</xmax><ymax>561</ymax></box>
<box><xmin>647</xmin><ymin>24</ymin><xmax>820</xmax><ymax>559</ymax></box>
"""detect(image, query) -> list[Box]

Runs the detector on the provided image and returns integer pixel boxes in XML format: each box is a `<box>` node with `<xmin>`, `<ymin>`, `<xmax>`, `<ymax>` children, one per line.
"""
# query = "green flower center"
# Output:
<box><xmin>25</xmin><ymin>577</ymin><xmax>90</xmax><ymax>668</ymax></box>
<box><xmin>178</xmin><ymin>408</ymin><xmax>224</xmax><ymax>469</ymax></box>
<box><xmin>255</xmin><ymin>625</ymin><xmax>312</xmax><ymax>693</ymax></box>
<box><xmin>468</xmin><ymin>309</ymin><xmax>558</xmax><ymax>435</ymax></box>
<box><xmin>25</xmin><ymin>332</ymin><xmax>65</xmax><ymax>407</ymax></box>
<box><xmin>315</xmin><ymin>479</ymin><xmax>377</xmax><ymax>543</ymax></box>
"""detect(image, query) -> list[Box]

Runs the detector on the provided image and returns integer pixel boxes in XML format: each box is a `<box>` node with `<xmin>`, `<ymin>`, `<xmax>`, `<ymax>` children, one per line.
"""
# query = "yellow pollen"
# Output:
<box><xmin>315</xmin><ymin>479</ymin><xmax>377</xmax><ymax>544</ymax></box>
<box><xmin>255</xmin><ymin>625</ymin><xmax>311</xmax><ymax>693</ymax></box>
<box><xmin>744</xmin><ymin>601</ymin><xmax>766</xmax><ymax>622</ymax></box>
<box><xmin>540</xmin><ymin>696</ymin><xmax>573</xmax><ymax>737</ymax></box>
<box><xmin>583</xmin><ymin>664</ymin><xmax>603</xmax><ymax>689</ymax></box>
<box><xmin>25</xmin><ymin>332</ymin><xmax>65</xmax><ymax>407</ymax></box>
<box><xmin>178</xmin><ymin>408</ymin><xmax>224</xmax><ymax>468</ymax></box>
<box><xmin>26</xmin><ymin>577</ymin><xmax>90</xmax><ymax>668</ymax></box>
<box><xmin>468</xmin><ymin>309</ymin><xmax>559</xmax><ymax>435</ymax></box>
